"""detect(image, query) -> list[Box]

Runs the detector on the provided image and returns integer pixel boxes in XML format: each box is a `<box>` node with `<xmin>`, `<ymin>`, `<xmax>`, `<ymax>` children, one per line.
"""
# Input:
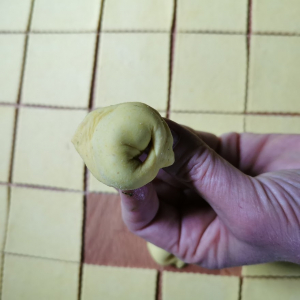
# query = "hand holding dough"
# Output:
<box><xmin>147</xmin><ymin>243</ymin><xmax>185</xmax><ymax>268</ymax></box>
<box><xmin>72</xmin><ymin>102</ymin><xmax>175</xmax><ymax>190</ymax></box>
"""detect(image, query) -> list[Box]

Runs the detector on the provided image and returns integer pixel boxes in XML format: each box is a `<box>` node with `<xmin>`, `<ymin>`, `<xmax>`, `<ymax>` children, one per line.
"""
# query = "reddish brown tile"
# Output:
<box><xmin>162</xmin><ymin>264</ymin><xmax>241</xmax><ymax>276</ymax></box>
<box><xmin>84</xmin><ymin>193</ymin><xmax>157</xmax><ymax>269</ymax></box>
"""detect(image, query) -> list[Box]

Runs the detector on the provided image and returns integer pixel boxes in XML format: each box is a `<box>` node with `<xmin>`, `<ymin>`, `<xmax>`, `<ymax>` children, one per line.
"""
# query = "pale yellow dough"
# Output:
<box><xmin>5</xmin><ymin>187</ymin><xmax>83</xmax><ymax>262</ymax></box>
<box><xmin>170</xmin><ymin>112</ymin><xmax>244</xmax><ymax>136</ymax></box>
<box><xmin>242</xmin><ymin>278</ymin><xmax>300</xmax><ymax>300</ymax></box>
<box><xmin>72</xmin><ymin>102</ymin><xmax>174</xmax><ymax>190</ymax></box>
<box><xmin>177</xmin><ymin>0</ymin><xmax>248</xmax><ymax>33</ymax></box>
<box><xmin>2</xmin><ymin>254</ymin><xmax>79</xmax><ymax>300</ymax></box>
<box><xmin>171</xmin><ymin>34</ymin><xmax>246</xmax><ymax>112</ymax></box>
<box><xmin>247</xmin><ymin>36</ymin><xmax>300</xmax><ymax>113</ymax></box>
<box><xmin>252</xmin><ymin>0</ymin><xmax>300</xmax><ymax>34</ymax></box>
<box><xmin>163</xmin><ymin>271</ymin><xmax>240</xmax><ymax>300</ymax></box>
<box><xmin>242</xmin><ymin>262</ymin><xmax>300</xmax><ymax>277</ymax></box>
<box><xmin>95</xmin><ymin>33</ymin><xmax>170</xmax><ymax>111</ymax></box>
<box><xmin>81</xmin><ymin>265</ymin><xmax>157</xmax><ymax>300</ymax></box>
<box><xmin>147</xmin><ymin>243</ymin><xmax>185</xmax><ymax>268</ymax></box>
<box><xmin>102</xmin><ymin>0</ymin><xmax>174</xmax><ymax>31</ymax></box>
<box><xmin>0</xmin><ymin>186</ymin><xmax>9</xmax><ymax>251</ymax></box>
<box><xmin>245</xmin><ymin>116</ymin><xmax>300</xmax><ymax>134</ymax></box>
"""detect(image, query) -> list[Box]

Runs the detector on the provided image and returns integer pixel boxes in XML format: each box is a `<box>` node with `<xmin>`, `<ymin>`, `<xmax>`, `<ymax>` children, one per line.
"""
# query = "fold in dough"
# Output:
<box><xmin>147</xmin><ymin>243</ymin><xmax>185</xmax><ymax>268</ymax></box>
<box><xmin>72</xmin><ymin>102</ymin><xmax>175</xmax><ymax>190</ymax></box>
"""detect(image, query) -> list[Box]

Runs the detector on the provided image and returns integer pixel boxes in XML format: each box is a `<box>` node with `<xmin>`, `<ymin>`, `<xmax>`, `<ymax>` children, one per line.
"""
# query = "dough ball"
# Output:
<box><xmin>147</xmin><ymin>243</ymin><xmax>185</xmax><ymax>268</ymax></box>
<box><xmin>72</xmin><ymin>102</ymin><xmax>175</xmax><ymax>190</ymax></box>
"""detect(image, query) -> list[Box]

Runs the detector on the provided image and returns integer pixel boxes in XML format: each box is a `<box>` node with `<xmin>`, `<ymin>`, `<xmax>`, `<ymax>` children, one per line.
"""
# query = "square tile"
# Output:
<box><xmin>0</xmin><ymin>186</ymin><xmax>9</xmax><ymax>251</ymax></box>
<box><xmin>0</xmin><ymin>35</ymin><xmax>25</xmax><ymax>103</ymax></box>
<box><xmin>5</xmin><ymin>187</ymin><xmax>83</xmax><ymax>262</ymax></box>
<box><xmin>81</xmin><ymin>265</ymin><xmax>157</xmax><ymax>300</ymax></box>
<box><xmin>252</xmin><ymin>0</ymin><xmax>300</xmax><ymax>34</ymax></box>
<box><xmin>22</xmin><ymin>34</ymin><xmax>96</xmax><ymax>107</ymax></box>
<box><xmin>95</xmin><ymin>33</ymin><xmax>170</xmax><ymax>111</ymax></box>
<box><xmin>170</xmin><ymin>113</ymin><xmax>244</xmax><ymax>136</ymax></box>
<box><xmin>2</xmin><ymin>254</ymin><xmax>79</xmax><ymax>300</ymax></box>
<box><xmin>31</xmin><ymin>0</ymin><xmax>102</xmax><ymax>32</ymax></box>
<box><xmin>88</xmin><ymin>172</ymin><xmax>117</xmax><ymax>194</ymax></box>
<box><xmin>177</xmin><ymin>0</ymin><xmax>248</xmax><ymax>33</ymax></box>
<box><xmin>102</xmin><ymin>0</ymin><xmax>174</xmax><ymax>31</ymax></box>
<box><xmin>171</xmin><ymin>34</ymin><xmax>247</xmax><ymax>112</ymax></box>
<box><xmin>0</xmin><ymin>0</ymin><xmax>32</xmax><ymax>32</ymax></box>
<box><xmin>242</xmin><ymin>278</ymin><xmax>300</xmax><ymax>300</ymax></box>
<box><xmin>162</xmin><ymin>271</ymin><xmax>240</xmax><ymax>300</ymax></box>
<box><xmin>0</xmin><ymin>107</ymin><xmax>15</xmax><ymax>182</ymax></box>
<box><xmin>247</xmin><ymin>36</ymin><xmax>300</xmax><ymax>113</ymax></box>
<box><xmin>242</xmin><ymin>262</ymin><xmax>300</xmax><ymax>277</ymax></box>
<box><xmin>245</xmin><ymin>116</ymin><xmax>300</xmax><ymax>134</ymax></box>
<box><xmin>84</xmin><ymin>193</ymin><xmax>157</xmax><ymax>269</ymax></box>
<box><xmin>13</xmin><ymin>107</ymin><xmax>86</xmax><ymax>190</ymax></box>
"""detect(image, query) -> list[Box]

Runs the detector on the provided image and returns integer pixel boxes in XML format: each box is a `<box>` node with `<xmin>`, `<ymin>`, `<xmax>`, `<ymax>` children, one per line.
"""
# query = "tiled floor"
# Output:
<box><xmin>1</xmin><ymin>0</ymin><xmax>300</xmax><ymax>299</ymax></box>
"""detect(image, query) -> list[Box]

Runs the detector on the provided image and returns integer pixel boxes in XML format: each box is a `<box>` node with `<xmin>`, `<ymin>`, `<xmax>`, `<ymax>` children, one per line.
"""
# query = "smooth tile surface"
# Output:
<box><xmin>0</xmin><ymin>107</ymin><xmax>15</xmax><ymax>182</ymax></box>
<box><xmin>170</xmin><ymin>113</ymin><xmax>244</xmax><ymax>136</ymax></box>
<box><xmin>13</xmin><ymin>107</ymin><xmax>86</xmax><ymax>190</ymax></box>
<box><xmin>171</xmin><ymin>34</ymin><xmax>246</xmax><ymax>112</ymax></box>
<box><xmin>163</xmin><ymin>271</ymin><xmax>240</xmax><ymax>300</ymax></box>
<box><xmin>95</xmin><ymin>33</ymin><xmax>170</xmax><ymax>111</ymax></box>
<box><xmin>5</xmin><ymin>187</ymin><xmax>83</xmax><ymax>261</ymax></box>
<box><xmin>31</xmin><ymin>0</ymin><xmax>102</xmax><ymax>31</ymax></box>
<box><xmin>242</xmin><ymin>262</ymin><xmax>300</xmax><ymax>277</ymax></box>
<box><xmin>242</xmin><ymin>278</ymin><xmax>300</xmax><ymax>300</ymax></box>
<box><xmin>102</xmin><ymin>0</ymin><xmax>174</xmax><ymax>31</ymax></box>
<box><xmin>0</xmin><ymin>0</ymin><xmax>32</xmax><ymax>31</ymax></box>
<box><xmin>245</xmin><ymin>116</ymin><xmax>300</xmax><ymax>134</ymax></box>
<box><xmin>2</xmin><ymin>254</ymin><xmax>79</xmax><ymax>300</ymax></box>
<box><xmin>177</xmin><ymin>0</ymin><xmax>248</xmax><ymax>32</ymax></box>
<box><xmin>81</xmin><ymin>265</ymin><xmax>157</xmax><ymax>300</ymax></box>
<box><xmin>252</xmin><ymin>0</ymin><xmax>300</xmax><ymax>34</ymax></box>
<box><xmin>248</xmin><ymin>36</ymin><xmax>300</xmax><ymax>113</ymax></box>
<box><xmin>0</xmin><ymin>35</ymin><xmax>25</xmax><ymax>103</ymax></box>
<box><xmin>22</xmin><ymin>34</ymin><xmax>96</xmax><ymax>107</ymax></box>
<box><xmin>0</xmin><ymin>187</ymin><xmax>9</xmax><ymax>251</ymax></box>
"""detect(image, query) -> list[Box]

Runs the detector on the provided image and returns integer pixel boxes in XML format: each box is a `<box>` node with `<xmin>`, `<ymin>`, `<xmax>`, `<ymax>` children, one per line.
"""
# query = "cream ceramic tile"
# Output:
<box><xmin>2</xmin><ymin>254</ymin><xmax>79</xmax><ymax>300</ymax></box>
<box><xmin>5</xmin><ymin>187</ymin><xmax>83</xmax><ymax>262</ymax></box>
<box><xmin>0</xmin><ymin>187</ymin><xmax>9</xmax><ymax>251</ymax></box>
<box><xmin>242</xmin><ymin>262</ymin><xmax>300</xmax><ymax>277</ymax></box>
<box><xmin>163</xmin><ymin>271</ymin><xmax>240</xmax><ymax>300</ymax></box>
<box><xmin>22</xmin><ymin>34</ymin><xmax>96</xmax><ymax>107</ymax></box>
<box><xmin>0</xmin><ymin>0</ymin><xmax>31</xmax><ymax>32</ymax></box>
<box><xmin>171</xmin><ymin>34</ymin><xmax>246</xmax><ymax>113</ymax></box>
<box><xmin>0</xmin><ymin>35</ymin><xmax>25</xmax><ymax>103</ymax></box>
<box><xmin>242</xmin><ymin>278</ymin><xmax>300</xmax><ymax>300</ymax></box>
<box><xmin>102</xmin><ymin>0</ymin><xmax>173</xmax><ymax>31</ymax></box>
<box><xmin>31</xmin><ymin>0</ymin><xmax>102</xmax><ymax>32</ymax></box>
<box><xmin>246</xmin><ymin>116</ymin><xmax>300</xmax><ymax>134</ymax></box>
<box><xmin>248</xmin><ymin>36</ymin><xmax>300</xmax><ymax>113</ymax></box>
<box><xmin>252</xmin><ymin>0</ymin><xmax>300</xmax><ymax>34</ymax></box>
<box><xmin>177</xmin><ymin>0</ymin><xmax>248</xmax><ymax>32</ymax></box>
<box><xmin>89</xmin><ymin>172</ymin><xmax>117</xmax><ymax>194</ymax></box>
<box><xmin>170</xmin><ymin>113</ymin><xmax>244</xmax><ymax>136</ymax></box>
<box><xmin>95</xmin><ymin>33</ymin><xmax>169</xmax><ymax>111</ymax></box>
<box><xmin>0</xmin><ymin>107</ymin><xmax>15</xmax><ymax>182</ymax></box>
<box><xmin>81</xmin><ymin>265</ymin><xmax>157</xmax><ymax>300</ymax></box>
<box><xmin>12</xmin><ymin>107</ymin><xmax>86</xmax><ymax>190</ymax></box>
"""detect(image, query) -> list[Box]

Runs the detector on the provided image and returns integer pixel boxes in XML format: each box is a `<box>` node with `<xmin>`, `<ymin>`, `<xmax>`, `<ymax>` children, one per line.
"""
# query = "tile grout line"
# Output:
<box><xmin>243</xmin><ymin>0</ymin><xmax>253</xmax><ymax>131</ymax></box>
<box><xmin>77</xmin><ymin>0</ymin><xmax>107</xmax><ymax>299</ymax></box>
<box><xmin>166</xmin><ymin>0</ymin><xmax>177</xmax><ymax>119</ymax></box>
<box><xmin>238</xmin><ymin>277</ymin><xmax>243</xmax><ymax>300</ymax></box>
<box><xmin>0</xmin><ymin>1</ymin><xmax>36</xmax><ymax>298</ymax></box>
